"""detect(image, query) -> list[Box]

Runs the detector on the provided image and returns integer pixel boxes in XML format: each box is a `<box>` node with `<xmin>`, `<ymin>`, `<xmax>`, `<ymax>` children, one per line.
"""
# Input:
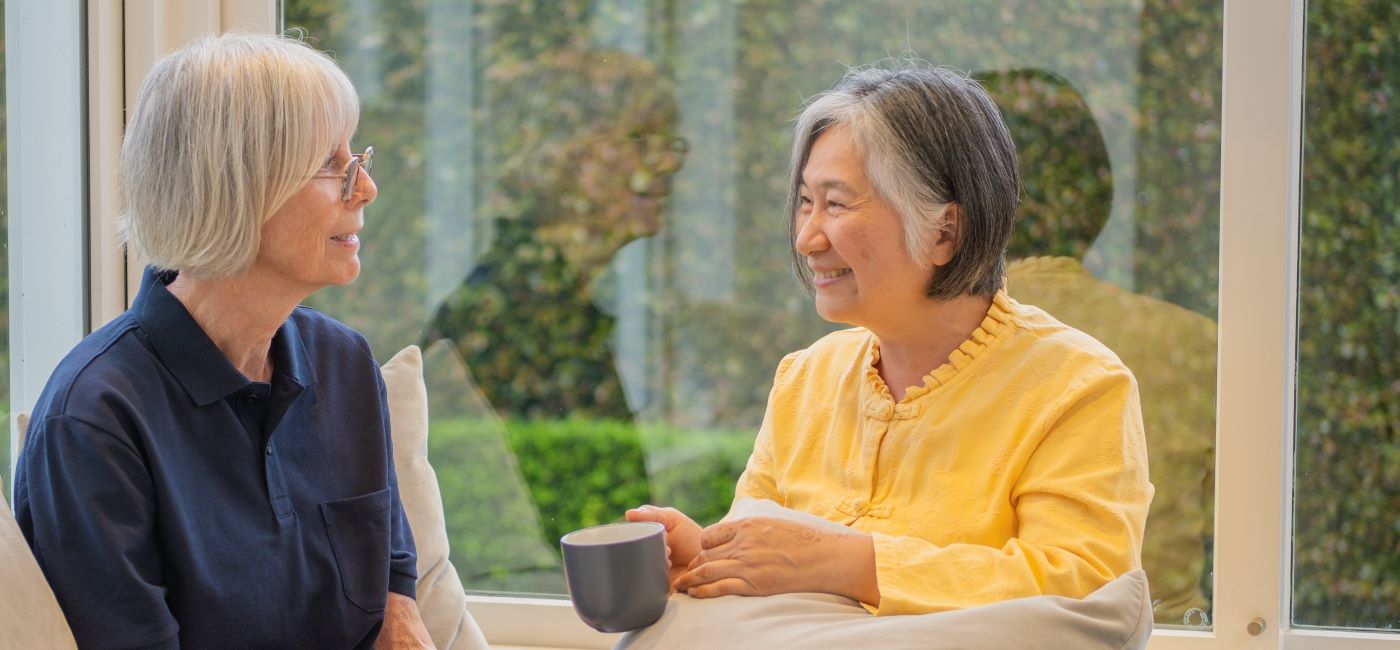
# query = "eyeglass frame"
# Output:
<box><xmin>312</xmin><ymin>146</ymin><xmax>374</xmax><ymax>203</ymax></box>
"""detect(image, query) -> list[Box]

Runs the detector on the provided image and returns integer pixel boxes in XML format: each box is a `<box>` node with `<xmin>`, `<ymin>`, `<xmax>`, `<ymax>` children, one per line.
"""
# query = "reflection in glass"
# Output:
<box><xmin>1294</xmin><ymin>0</ymin><xmax>1400</xmax><ymax>631</ymax></box>
<box><xmin>983</xmin><ymin>69</ymin><xmax>1216</xmax><ymax>628</ymax></box>
<box><xmin>285</xmin><ymin>0</ymin><xmax>1222</xmax><ymax>623</ymax></box>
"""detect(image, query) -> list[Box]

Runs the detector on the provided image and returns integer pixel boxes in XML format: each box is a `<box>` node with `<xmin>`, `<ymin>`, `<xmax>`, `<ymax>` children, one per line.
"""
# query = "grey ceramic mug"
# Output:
<box><xmin>560</xmin><ymin>521</ymin><xmax>670</xmax><ymax>633</ymax></box>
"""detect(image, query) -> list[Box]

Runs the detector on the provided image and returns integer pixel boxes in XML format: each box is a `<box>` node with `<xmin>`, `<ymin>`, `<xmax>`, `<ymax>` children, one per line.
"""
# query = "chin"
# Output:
<box><xmin>813</xmin><ymin>300</ymin><xmax>852</xmax><ymax>326</ymax></box>
<box><xmin>328</xmin><ymin>263</ymin><xmax>362</xmax><ymax>287</ymax></box>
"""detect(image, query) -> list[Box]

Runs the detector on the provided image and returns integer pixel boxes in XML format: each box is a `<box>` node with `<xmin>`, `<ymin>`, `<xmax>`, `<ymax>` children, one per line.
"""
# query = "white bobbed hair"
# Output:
<box><xmin>118</xmin><ymin>32</ymin><xmax>360</xmax><ymax>279</ymax></box>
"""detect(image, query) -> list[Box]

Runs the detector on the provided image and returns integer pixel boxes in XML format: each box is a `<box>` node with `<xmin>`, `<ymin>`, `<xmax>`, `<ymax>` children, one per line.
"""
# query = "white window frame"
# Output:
<box><xmin>6</xmin><ymin>0</ymin><xmax>88</xmax><ymax>483</ymax></box>
<box><xmin>9</xmin><ymin>0</ymin><xmax>1397</xmax><ymax>647</ymax></box>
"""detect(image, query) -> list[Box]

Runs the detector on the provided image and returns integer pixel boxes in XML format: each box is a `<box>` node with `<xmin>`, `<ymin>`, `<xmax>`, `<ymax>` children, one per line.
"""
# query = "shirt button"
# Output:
<box><xmin>243</xmin><ymin>393</ymin><xmax>258</xmax><ymax>404</ymax></box>
<box><xmin>851</xmin><ymin>498</ymin><xmax>869</xmax><ymax>514</ymax></box>
<box><xmin>266</xmin><ymin>447</ymin><xmax>273</xmax><ymax>456</ymax></box>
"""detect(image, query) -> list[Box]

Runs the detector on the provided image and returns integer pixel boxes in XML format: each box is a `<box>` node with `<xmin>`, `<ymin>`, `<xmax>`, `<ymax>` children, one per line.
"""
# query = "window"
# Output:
<box><xmin>1</xmin><ymin>0</ymin><xmax>9</xmax><ymax>500</ymax></box>
<box><xmin>1293</xmin><ymin>0</ymin><xmax>1400</xmax><ymax>632</ymax></box>
<box><xmin>283</xmin><ymin>0</ymin><xmax>1222</xmax><ymax>630</ymax></box>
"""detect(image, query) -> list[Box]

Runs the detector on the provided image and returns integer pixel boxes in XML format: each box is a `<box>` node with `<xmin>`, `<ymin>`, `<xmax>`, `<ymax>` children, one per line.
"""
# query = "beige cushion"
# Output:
<box><xmin>1</xmin><ymin>455</ymin><xmax>79</xmax><ymax>649</ymax></box>
<box><xmin>619</xmin><ymin>499</ymin><xmax>1153</xmax><ymax>650</ymax></box>
<box><xmin>382</xmin><ymin>345</ymin><xmax>489</xmax><ymax>650</ymax></box>
<box><xmin>16</xmin><ymin>411</ymin><xmax>29</xmax><ymax>451</ymax></box>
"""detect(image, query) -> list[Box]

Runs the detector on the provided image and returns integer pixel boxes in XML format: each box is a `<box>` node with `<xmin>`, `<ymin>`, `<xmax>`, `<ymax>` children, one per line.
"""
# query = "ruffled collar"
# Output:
<box><xmin>863</xmin><ymin>289</ymin><xmax>1016</xmax><ymax>404</ymax></box>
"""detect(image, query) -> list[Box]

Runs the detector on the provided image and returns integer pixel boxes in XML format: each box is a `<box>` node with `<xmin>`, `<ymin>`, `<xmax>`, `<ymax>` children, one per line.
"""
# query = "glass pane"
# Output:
<box><xmin>284</xmin><ymin>0</ymin><xmax>1220</xmax><ymax>627</ymax></box>
<box><xmin>1</xmin><ymin>0</ymin><xmax>10</xmax><ymax>502</ymax></box>
<box><xmin>1293</xmin><ymin>0</ymin><xmax>1400</xmax><ymax>632</ymax></box>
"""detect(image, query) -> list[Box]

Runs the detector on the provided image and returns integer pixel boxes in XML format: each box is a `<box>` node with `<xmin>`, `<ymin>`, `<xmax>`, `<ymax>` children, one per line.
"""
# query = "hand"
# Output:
<box><xmin>671</xmin><ymin>516</ymin><xmax>880</xmax><ymax>605</ymax></box>
<box><xmin>375</xmin><ymin>592</ymin><xmax>436</xmax><ymax>649</ymax></box>
<box><xmin>625</xmin><ymin>505</ymin><xmax>704</xmax><ymax>582</ymax></box>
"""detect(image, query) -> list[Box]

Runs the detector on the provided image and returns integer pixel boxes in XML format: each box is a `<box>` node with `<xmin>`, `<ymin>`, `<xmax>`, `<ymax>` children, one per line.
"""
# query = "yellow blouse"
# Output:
<box><xmin>733</xmin><ymin>290</ymin><xmax>1153</xmax><ymax>615</ymax></box>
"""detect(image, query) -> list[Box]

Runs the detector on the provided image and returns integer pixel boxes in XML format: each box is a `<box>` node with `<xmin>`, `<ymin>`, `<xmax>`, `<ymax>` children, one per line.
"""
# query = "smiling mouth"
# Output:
<box><xmin>330</xmin><ymin>234</ymin><xmax>359</xmax><ymax>243</ymax></box>
<box><xmin>812</xmin><ymin>268</ymin><xmax>850</xmax><ymax>280</ymax></box>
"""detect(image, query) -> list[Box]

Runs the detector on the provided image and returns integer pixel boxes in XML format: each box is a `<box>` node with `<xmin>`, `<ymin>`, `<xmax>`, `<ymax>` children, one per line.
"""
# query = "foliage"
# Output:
<box><xmin>1291</xmin><ymin>0</ymin><xmax>1400</xmax><ymax>629</ymax></box>
<box><xmin>428</xmin><ymin>415</ymin><xmax>751</xmax><ymax>593</ymax></box>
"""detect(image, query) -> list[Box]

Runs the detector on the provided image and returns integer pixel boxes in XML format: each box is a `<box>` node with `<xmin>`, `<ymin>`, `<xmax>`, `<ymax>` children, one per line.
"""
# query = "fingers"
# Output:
<box><xmin>687</xmin><ymin>577</ymin><xmax>755</xmax><ymax>599</ymax></box>
<box><xmin>671</xmin><ymin>558</ymin><xmax>751</xmax><ymax>595</ymax></box>
<box><xmin>624</xmin><ymin>505</ymin><xmax>670</xmax><ymax>526</ymax></box>
<box><xmin>699</xmin><ymin>520</ymin><xmax>741</xmax><ymax>550</ymax></box>
<box><xmin>625</xmin><ymin>505</ymin><xmax>685</xmax><ymax>531</ymax></box>
<box><xmin>626</xmin><ymin>505</ymin><xmax>704</xmax><ymax>568</ymax></box>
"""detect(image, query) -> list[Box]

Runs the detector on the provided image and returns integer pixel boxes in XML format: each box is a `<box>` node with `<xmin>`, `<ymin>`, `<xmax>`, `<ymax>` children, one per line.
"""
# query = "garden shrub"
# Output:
<box><xmin>428</xmin><ymin>416</ymin><xmax>752</xmax><ymax>593</ymax></box>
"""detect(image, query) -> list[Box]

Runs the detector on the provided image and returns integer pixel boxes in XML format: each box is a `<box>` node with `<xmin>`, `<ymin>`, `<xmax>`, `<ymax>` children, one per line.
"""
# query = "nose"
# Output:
<box><xmin>349</xmin><ymin>167</ymin><xmax>378</xmax><ymax>207</ymax></box>
<box><xmin>794</xmin><ymin>206</ymin><xmax>828</xmax><ymax>257</ymax></box>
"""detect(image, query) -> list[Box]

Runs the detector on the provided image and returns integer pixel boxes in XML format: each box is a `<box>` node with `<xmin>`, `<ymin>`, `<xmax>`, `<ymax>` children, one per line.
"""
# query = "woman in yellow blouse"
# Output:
<box><xmin>626</xmin><ymin>61</ymin><xmax>1153</xmax><ymax>616</ymax></box>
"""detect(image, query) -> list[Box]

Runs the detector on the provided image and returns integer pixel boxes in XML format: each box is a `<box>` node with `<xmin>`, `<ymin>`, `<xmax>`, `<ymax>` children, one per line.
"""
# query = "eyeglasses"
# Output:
<box><xmin>312</xmin><ymin>146</ymin><xmax>374</xmax><ymax>203</ymax></box>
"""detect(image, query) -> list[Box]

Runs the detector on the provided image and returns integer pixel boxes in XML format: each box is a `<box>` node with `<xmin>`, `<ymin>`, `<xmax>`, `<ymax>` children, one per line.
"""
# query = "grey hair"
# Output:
<box><xmin>785</xmin><ymin>61</ymin><xmax>1020</xmax><ymax>299</ymax></box>
<box><xmin>118</xmin><ymin>32</ymin><xmax>360</xmax><ymax>279</ymax></box>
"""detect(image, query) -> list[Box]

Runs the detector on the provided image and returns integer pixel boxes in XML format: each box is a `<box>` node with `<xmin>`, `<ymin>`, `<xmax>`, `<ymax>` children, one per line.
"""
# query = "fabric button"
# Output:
<box><xmin>243</xmin><ymin>393</ymin><xmax>258</xmax><ymax>404</ymax></box>
<box><xmin>265</xmin><ymin>446</ymin><xmax>273</xmax><ymax>456</ymax></box>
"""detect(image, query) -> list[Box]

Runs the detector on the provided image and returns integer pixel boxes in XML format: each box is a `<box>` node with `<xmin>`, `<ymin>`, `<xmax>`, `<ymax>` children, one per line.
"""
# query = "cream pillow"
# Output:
<box><xmin>619</xmin><ymin>499</ymin><xmax>1153</xmax><ymax>650</ymax></box>
<box><xmin>382</xmin><ymin>345</ymin><xmax>489</xmax><ymax>650</ymax></box>
<box><xmin>2</xmin><ymin>414</ymin><xmax>79</xmax><ymax>650</ymax></box>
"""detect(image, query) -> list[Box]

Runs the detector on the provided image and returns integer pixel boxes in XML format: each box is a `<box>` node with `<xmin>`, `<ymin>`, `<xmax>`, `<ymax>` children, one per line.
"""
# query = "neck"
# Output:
<box><xmin>167</xmin><ymin>270</ymin><xmax>306</xmax><ymax>383</ymax></box>
<box><xmin>870</xmin><ymin>292</ymin><xmax>995</xmax><ymax>402</ymax></box>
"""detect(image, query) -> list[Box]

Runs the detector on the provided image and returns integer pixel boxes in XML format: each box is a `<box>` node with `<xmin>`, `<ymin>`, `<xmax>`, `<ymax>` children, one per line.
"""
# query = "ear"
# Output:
<box><xmin>927</xmin><ymin>203</ymin><xmax>963</xmax><ymax>267</ymax></box>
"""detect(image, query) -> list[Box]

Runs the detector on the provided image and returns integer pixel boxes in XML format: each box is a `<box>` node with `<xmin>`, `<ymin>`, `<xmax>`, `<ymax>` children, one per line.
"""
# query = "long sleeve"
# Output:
<box><xmin>731</xmin><ymin>354</ymin><xmax>798</xmax><ymax>508</ymax></box>
<box><xmin>16</xmin><ymin>415</ymin><xmax>180</xmax><ymax>649</ymax></box>
<box><xmin>869</xmin><ymin>366</ymin><xmax>1152</xmax><ymax>615</ymax></box>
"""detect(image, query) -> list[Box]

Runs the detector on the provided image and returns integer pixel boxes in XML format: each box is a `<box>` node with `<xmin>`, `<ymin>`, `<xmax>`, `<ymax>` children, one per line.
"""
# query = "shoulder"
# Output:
<box><xmin>772</xmin><ymin>327</ymin><xmax>874</xmax><ymax>385</ymax></box>
<box><xmin>23</xmin><ymin>315</ymin><xmax>152</xmax><ymax>461</ymax></box>
<box><xmin>1002</xmin><ymin>296</ymin><xmax>1136</xmax><ymax>386</ymax></box>
<box><xmin>32</xmin><ymin>314</ymin><xmax>146</xmax><ymax>418</ymax></box>
<box><xmin>290</xmin><ymin>305</ymin><xmax>376</xmax><ymax>364</ymax></box>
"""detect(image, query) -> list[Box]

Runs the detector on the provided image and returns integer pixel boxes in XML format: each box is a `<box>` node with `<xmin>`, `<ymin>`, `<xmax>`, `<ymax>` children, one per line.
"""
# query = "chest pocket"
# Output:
<box><xmin>320</xmin><ymin>488</ymin><xmax>392</xmax><ymax>613</ymax></box>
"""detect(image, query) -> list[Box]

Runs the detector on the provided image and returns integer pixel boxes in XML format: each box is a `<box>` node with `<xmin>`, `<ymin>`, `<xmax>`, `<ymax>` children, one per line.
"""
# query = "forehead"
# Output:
<box><xmin>801</xmin><ymin>124</ymin><xmax>867</xmax><ymax>192</ymax></box>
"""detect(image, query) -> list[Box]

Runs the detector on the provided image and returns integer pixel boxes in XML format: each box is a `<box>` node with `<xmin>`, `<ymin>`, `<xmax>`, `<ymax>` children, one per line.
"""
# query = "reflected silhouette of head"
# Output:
<box><xmin>486</xmin><ymin>48</ymin><xmax>683</xmax><ymax>256</ymax></box>
<box><xmin>976</xmin><ymin>69</ymin><xmax>1112</xmax><ymax>261</ymax></box>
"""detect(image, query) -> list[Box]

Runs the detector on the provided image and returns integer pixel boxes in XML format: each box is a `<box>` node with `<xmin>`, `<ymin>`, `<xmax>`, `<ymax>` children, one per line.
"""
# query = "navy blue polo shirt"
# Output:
<box><xmin>15</xmin><ymin>268</ymin><xmax>417</xmax><ymax>649</ymax></box>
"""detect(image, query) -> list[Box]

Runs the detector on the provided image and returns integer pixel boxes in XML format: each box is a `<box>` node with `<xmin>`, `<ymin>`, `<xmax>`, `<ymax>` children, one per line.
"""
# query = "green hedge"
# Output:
<box><xmin>428</xmin><ymin>416</ymin><xmax>752</xmax><ymax>593</ymax></box>
<box><xmin>1291</xmin><ymin>0</ymin><xmax>1400</xmax><ymax>629</ymax></box>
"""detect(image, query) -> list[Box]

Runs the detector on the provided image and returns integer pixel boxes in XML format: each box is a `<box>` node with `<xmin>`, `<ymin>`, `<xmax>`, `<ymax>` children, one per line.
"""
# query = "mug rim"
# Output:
<box><xmin>560</xmin><ymin>520</ymin><xmax>665</xmax><ymax>547</ymax></box>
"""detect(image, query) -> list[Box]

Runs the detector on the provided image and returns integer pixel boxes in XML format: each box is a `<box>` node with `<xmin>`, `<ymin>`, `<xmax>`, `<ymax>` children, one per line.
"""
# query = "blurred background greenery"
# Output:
<box><xmin>1293</xmin><ymin>0</ymin><xmax>1400</xmax><ymax>630</ymax></box>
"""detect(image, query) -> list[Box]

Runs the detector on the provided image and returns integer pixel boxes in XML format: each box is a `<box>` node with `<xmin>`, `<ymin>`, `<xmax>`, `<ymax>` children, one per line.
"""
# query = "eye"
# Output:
<box><xmin>798</xmin><ymin>193</ymin><xmax>814</xmax><ymax>209</ymax></box>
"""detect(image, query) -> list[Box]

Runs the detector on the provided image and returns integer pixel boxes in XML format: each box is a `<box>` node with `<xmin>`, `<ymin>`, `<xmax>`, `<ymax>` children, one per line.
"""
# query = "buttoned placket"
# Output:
<box><xmin>230</xmin><ymin>378</ymin><xmax>307</xmax><ymax>520</ymax></box>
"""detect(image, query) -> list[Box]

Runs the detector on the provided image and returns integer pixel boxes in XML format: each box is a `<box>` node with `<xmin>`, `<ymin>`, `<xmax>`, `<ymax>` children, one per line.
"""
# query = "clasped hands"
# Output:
<box><xmin>624</xmin><ymin>505</ymin><xmax>880</xmax><ymax>605</ymax></box>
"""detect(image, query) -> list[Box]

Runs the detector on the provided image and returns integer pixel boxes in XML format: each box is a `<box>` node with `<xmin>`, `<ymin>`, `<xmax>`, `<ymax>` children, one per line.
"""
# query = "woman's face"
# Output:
<box><xmin>795</xmin><ymin>125</ymin><xmax>936</xmax><ymax>332</ymax></box>
<box><xmin>251</xmin><ymin>140</ymin><xmax>377</xmax><ymax>294</ymax></box>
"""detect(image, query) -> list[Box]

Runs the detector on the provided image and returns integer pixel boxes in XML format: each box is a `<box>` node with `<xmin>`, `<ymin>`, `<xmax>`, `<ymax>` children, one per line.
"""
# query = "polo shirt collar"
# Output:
<box><xmin>133</xmin><ymin>267</ymin><xmax>318</xmax><ymax>406</ymax></box>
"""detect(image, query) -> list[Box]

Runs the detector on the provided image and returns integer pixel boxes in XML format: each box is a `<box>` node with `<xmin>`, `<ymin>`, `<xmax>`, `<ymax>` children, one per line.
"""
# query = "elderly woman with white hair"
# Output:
<box><xmin>628</xmin><ymin>62</ymin><xmax>1153</xmax><ymax>615</ymax></box>
<box><xmin>15</xmin><ymin>34</ymin><xmax>434</xmax><ymax>648</ymax></box>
